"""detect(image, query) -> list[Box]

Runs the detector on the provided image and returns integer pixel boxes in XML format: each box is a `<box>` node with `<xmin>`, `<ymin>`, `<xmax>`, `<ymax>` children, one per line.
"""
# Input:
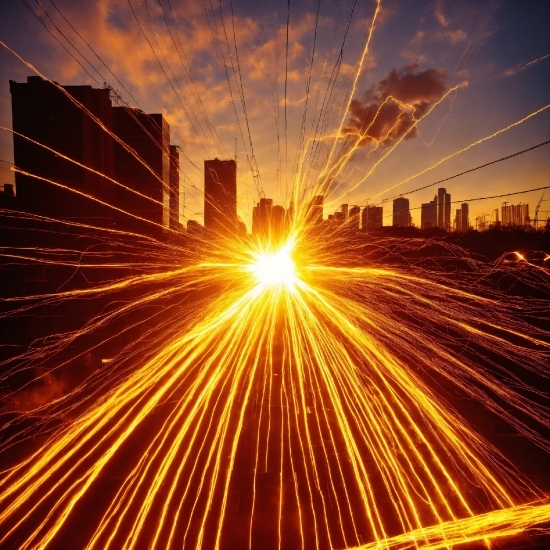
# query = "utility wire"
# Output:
<box><xmin>375</xmin><ymin>140</ymin><xmax>550</xmax><ymax>206</ymax></box>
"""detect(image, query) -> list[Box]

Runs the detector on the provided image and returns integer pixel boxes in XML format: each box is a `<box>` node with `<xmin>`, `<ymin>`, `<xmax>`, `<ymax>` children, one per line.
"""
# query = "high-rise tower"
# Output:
<box><xmin>204</xmin><ymin>159</ymin><xmax>237</xmax><ymax>236</ymax></box>
<box><xmin>10</xmin><ymin>76</ymin><xmax>114</xmax><ymax>225</ymax></box>
<box><xmin>393</xmin><ymin>197</ymin><xmax>410</xmax><ymax>227</ymax></box>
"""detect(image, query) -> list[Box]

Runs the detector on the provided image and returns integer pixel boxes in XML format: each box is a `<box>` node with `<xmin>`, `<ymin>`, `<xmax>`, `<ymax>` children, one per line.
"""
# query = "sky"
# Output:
<box><xmin>0</xmin><ymin>0</ymin><xmax>549</xmax><ymax>229</ymax></box>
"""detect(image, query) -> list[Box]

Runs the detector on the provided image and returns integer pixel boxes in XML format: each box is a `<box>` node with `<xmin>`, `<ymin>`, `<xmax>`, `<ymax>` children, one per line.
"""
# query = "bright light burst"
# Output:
<box><xmin>0</xmin><ymin>1</ymin><xmax>549</xmax><ymax>548</ymax></box>
<box><xmin>0</xmin><ymin>222</ymin><xmax>549</xmax><ymax>549</ymax></box>
<box><xmin>249</xmin><ymin>243</ymin><xmax>297</xmax><ymax>289</ymax></box>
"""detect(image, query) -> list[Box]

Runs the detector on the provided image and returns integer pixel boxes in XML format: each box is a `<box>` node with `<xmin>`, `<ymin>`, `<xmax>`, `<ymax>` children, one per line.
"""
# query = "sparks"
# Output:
<box><xmin>249</xmin><ymin>243</ymin><xmax>297</xmax><ymax>289</ymax></box>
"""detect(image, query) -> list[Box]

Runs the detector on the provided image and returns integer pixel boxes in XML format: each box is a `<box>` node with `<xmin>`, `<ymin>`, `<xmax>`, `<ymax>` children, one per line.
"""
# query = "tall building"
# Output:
<box><xmin>348</xmin><ymin>205</ymin><xmax>361</xmax><ymax>230</ymax></box>
<box><xmin>421</xmin><ymin>196</ymin><xmax>437</xmax><ymax>229</ymax></box>
<box><xmin>393</xmin><ymin>197</ymin><xmax>410</xmax><ymax>227</ymax></box>
<box><xmin>112</xmin><ymin>107</ymin><xmax>171</xmax><ymax>235</ymax></box>
<box><xmin>502</xmin><ymin>203</ymin><xmax>530</xmax><ymax>227</ymax></box>
<box><xmin>169</xmin><ymin>145</ymin><xmax>181</xmax><ymax>230</ymax></box>
<box><xmin>459</xmin><ymin>202</ymin><xmax>469</xmax><ymax>232</ymax></box>
<box><xmin>362</xmin><ymin>205</ymin><xmax>383</xmax><ymax>230</ymax></box>
<box><xmin>272</xmin><ymin>204</ymin><xmax>286</xmax><ymax>239</ymax></box>
<box><xmin>10</xmin><ymin>76</ymin><xmax>179</xmax><ymax>237</ymax></box>
<box><xmin>204</xmin><ymin>158</ymin><xmax>237</xmax><ymax>236</ymax></box>
<box><xmin>341</xmin><ymin>204</ymin><xmax>349</xmax><ymax>221</ymax></box>
<box><xmin>437</xmin><ymin>188</ymin><xmax>451</xmax><ymax>231</ymax></box>
<box><xmin>255</xmin><ymin>197</ymin><xmax>273</xmax><ymax>238</ymax></box>
<box><xmin>286</xmin><ymin>201</ymin><xmax>295</xmax><ymax>229</ymax></box>
<box><xmin>10</xmin><ymin>76</ymin><xmax>114</xmax><ymax>225</ymax></box>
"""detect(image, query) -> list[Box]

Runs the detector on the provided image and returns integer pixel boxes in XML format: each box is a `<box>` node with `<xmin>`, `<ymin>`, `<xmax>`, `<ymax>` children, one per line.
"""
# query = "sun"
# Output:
<box><xmin>249</xmin><ymin>243</ymin><xmax>297</xmax><ymax>288</ymax></box>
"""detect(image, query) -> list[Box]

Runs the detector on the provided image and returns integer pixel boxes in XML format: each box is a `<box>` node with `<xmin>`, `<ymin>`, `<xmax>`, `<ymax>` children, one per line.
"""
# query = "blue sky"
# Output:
<box><xmin>1</xmin><ymin>0</ymin><xmax>549</xmax><ymax>228</ymax></box>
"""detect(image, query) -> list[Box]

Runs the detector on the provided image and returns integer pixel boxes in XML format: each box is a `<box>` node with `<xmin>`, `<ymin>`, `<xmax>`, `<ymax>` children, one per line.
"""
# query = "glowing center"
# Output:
<box><xmin>251</xmin><ymin>248</ymin><xmax>297</xmax><ymax>287</ymax></box>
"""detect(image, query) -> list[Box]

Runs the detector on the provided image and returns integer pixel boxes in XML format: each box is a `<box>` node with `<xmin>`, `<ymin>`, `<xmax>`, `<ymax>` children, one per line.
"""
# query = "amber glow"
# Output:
<box><xmin>0</xmin><ymin>2</ymin><xmax>549</xmax><ymax>548</ymax></box>
<box><xmin>249</xmin><ymin>242</ymin><xmax>297</xmax><ymax>289</ymax></box>
<box><xmin>1</xmin><ymin>222</ymin><xmax>549</xmax><ymax>549</ymax></box>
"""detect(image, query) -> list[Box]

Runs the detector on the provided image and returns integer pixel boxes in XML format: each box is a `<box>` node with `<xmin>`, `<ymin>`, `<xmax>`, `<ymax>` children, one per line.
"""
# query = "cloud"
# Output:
<box><xmin>437</xmin><ymin>29</ymin><xmax>467</xmax><ymax>44</ymax></box>
<box><xmin>410</xmin><ymin>30</ymin><xmax>425</xmax><ymax>44</ymax></box>
<box><xmin>434</xmin><ymin>2</ymin><xmax>449</xmax><ymax>28</ymax></box>
<box><xmin>343</xmin><ymin>64</ymin><xmax>448</xmax><ymax>147</ymax></box>
<box><xmin>401</xmin><ymin>49</ymin><xmax>427</xmax><ymax>65</ymax></box>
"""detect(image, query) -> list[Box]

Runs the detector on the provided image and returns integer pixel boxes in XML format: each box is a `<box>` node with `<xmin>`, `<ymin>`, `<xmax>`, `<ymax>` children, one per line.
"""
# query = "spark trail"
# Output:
<box><xmin>0</xmin><ymin>221</ymin><xmax>549</xmax><ymax>549</ymax></box>
<box><xmin>1</xmin><ymin>1</ymin><xmax>550</xmax><ymax>548</ymax></box>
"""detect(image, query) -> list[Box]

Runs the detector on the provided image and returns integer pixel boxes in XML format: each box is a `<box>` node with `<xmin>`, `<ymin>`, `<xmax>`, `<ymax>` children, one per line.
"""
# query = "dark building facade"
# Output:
<box><xmin>348</xmin><ymin>205</ymin><xmax>361</xmax><ymax>230</ymax></box>
<box><xmin>10</xmin><ymin>77</ymin><xmax>175</xmax><ymax>236</ymax></box>
<box><xmin>204</xmin><ymin>159</ymin><xmax>237</xmax><ymax>237</ymax></box>
<box><xmin>362</xmin><ymin>205</ymin><xmax>383</xmax><ymax>230</ymax></box>
<box><xmin>252</xmin><ymin>197</ymin><xmax>273</xmax><ymax>238</ymax></box>
<box><xmin>112</xmin><ymin>107</ymin><xmax>170</xmax><ymax>235</ymax></box>
<box><xmin>169</xmin><ymin>145</ymin><xmax>180</xmax><ymax>230</ymax></box>
<box><xmin>437</xmin><ymin>187</ymin><xmax>451</xmax><ymax>231</ymax></box>
<box><xmin>421</xmin><ymin>196</ymin><xmax>437</xmax><ymax>230</ymax></box>
<box><xmin>10</xmin><ymin>76</ymin><xmax>115</xmax><ymax>225</ymax></box>
<box><xmin>393</xmin><ymin>197</ymin><xmax>411</xmax><ymax>227</ymax></box>
<box><xmin>454</xmin><ymin>202</ymin><xmax>469</xmax><ymax>232</ymax></box>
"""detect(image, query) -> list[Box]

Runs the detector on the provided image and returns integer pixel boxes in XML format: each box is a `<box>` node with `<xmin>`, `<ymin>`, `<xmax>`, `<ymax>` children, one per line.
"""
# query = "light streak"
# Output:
<box><xmin>369</xmin><ymin>103</ymin><xmax>550</xmax><ymax>201</ymax></box>
<box><xmin>0</xmin><ymin>223</ymin><xmax>549</xmax><ymax>549</ymax></box>
<box><xmin>1</xmin><ymin>3</ymin><xmax>549</xmax><ymax>549</ymax></box>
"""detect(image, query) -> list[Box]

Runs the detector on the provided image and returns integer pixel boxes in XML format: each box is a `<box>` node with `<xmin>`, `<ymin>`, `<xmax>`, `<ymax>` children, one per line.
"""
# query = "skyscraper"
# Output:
<box><xmin>341</xmin><ymin>204</ymin><xmax>349</xmax><ymax>221</ymax></box>
<box><xmin>460</xmin><ymin>202</ymin><xmax>469</xmax><ymax>232</ymax></box>
<box><xmin>257</xmin><ymin>197</ymin><xmax>273</xmax><ymax>238</ymax></box>
<box><xmin>112</xmin><ymin>107</ymin><xmax>171</xmax><ymax>235</ymax></box>
<box><xmin>362</xmin><ymin>205</ymin><xmax>383</xmax><ymax>230</ymax></box>
<box><xmin>348</xmin><ymin>205</ymin><xmax>361</xmax><ymax>230</ymax></box>
<box><xmin>393</xmin><ymin>197</ymin><xmax>410</xmax><ymax>227</ymax></box>
<box><xmin>421</xmin><ymin>196</ymin><xmax>437</xmax><ymax>229</ymax></box>
<box><xmin>204</xmin><ymin>158</ymin><xmax>237</xmax><ymax>237</ymax></box>
<box><xmin>437</xmin><ymin>188</ymin><xmax>451</xmax><ymax>231</ymax></box>
<box><xmin>10</xmin><ymin>76</ymin><xmax>114</xmax><ymax>225</ymax></box>
<box><xmin>169</xmin><ymin>145</ymin><xmax>181</xmax><ymax>230</ymax></box>
<box><xmin>502</xmin><ymin>203</ymin><xmax>529</xmax><ymax>227</ymax></box>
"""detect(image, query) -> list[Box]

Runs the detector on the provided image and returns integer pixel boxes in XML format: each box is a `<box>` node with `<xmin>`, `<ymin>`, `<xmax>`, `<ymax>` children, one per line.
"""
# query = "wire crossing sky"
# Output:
<box><xmin>0</xmin><ymin>1</ymin><xmax>549</xmax><ymax>549</ymax></box>
<box><xmin>0</xmin><ymin>0</ymin><xmax>549</xmax><ymax>224</ymax></box>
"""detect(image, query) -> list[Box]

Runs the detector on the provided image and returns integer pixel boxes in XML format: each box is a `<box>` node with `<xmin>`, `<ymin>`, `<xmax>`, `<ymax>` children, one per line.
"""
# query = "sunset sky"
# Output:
<box><xmin>0</xmin><ymin>0</ymin><xmax>548</xmax><ymax>229</ymax></box>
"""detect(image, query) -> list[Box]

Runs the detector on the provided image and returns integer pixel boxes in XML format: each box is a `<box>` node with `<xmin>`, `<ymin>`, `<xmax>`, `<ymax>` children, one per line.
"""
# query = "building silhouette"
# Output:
<box><xmin>169</xmin><ymin>145</ymin><xmax>181</xmax><ymax>230</ymax></box>
<box><xmin>454</xmin><ymin>202</ymin><xmax>469</xmax><ymax>232</ymax></box>
<box><xmin>112</xmin><ymin>107</ymin><xmax>171</xmax><ymax>235</ymax></box>
<box><xmin>502</xmin><ymin>203</ymin><xmax>530</xmax><ymax>227</ymax></box>
<box><xmin>362</xmin><ymin>205</ymin><xmax>383</xmax><ymax>230</ymax></box>
<box><xmin>349</xmin><ymin>205</ymin><xmax>361</xmax><ymax>230</ymax></box>
<box><xmin>393</xmin><ymin>197</ymin><xmax>411</xmax><ymax>227</ymax></box>
<box><xmin>10</xmin><ymin>76</ymin><xmax>114</xmax><ymax>225</ymax></box>
<box><xmin>204</xmin><ymin>158</ymin><xmax>237</xmax><ymax>237</ymax></box>
<box><xmin>437</xmin><ymin>187</ymin><xmax>451</xmax><ymax>231</ymax></box>
<box><xmin>10</xmin><ymin>76</ymin><xmax>179</xmax><ymax>236</ymax></box>
<box><xmin>341</xmin><ymin>204</ymin><xmax>349</xmax><ymax>222</ymax></box>
<box><xmin>252</xmin><ymin>197</ymin><xmax>273</xmax><ymax>238</ymax></box>
<box><xmin>272</xmin><ymin>205</ymin><xmax>286</xmax><ymax>239</ymax></box>
<box><xmin>421</xmin><ymin>196</ymin><xmax>437</xmax><ymax>229</ymax></box>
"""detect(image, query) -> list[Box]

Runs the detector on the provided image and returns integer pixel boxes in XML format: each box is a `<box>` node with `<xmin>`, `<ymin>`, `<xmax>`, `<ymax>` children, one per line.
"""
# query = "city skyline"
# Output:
<box><xmin>0</xmin><ymin>1</ymin><xmax>548</xmax><ymax>229</ymax></box>
<box><xmin>0</xmin><ymin>3</ymin><xmax>549</xmax><ymax>549</ymax></box>
<box><xmin>3</xmin><ymin>73</ymin><xmax>539</xmax><ymax>236</ymax></box>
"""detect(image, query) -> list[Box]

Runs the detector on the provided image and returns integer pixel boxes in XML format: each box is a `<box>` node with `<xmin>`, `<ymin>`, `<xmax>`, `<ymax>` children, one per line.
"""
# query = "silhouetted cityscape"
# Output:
<box><xmin>0</xmin><ymin>77</ymin><xmax>542</xmax><ymax>240</ymax></box>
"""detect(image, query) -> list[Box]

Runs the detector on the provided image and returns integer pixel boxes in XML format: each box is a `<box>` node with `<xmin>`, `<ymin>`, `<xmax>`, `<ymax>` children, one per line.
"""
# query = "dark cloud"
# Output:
<box><xmin>344</xmin><ymin>65</ymin><xmax>448</xmax><ymax>147</ymax></box>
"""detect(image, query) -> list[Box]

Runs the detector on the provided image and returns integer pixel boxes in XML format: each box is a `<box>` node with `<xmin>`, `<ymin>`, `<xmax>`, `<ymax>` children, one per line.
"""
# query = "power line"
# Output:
<box><xmin>405</xmin><ymin>184</ymin><xmax>550</xmax><ymax>214</ymax></box>
<box><xmin>376</xmin><ymin>139</ymin><xmax>550</xmax><ymax>206</ymax></box>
